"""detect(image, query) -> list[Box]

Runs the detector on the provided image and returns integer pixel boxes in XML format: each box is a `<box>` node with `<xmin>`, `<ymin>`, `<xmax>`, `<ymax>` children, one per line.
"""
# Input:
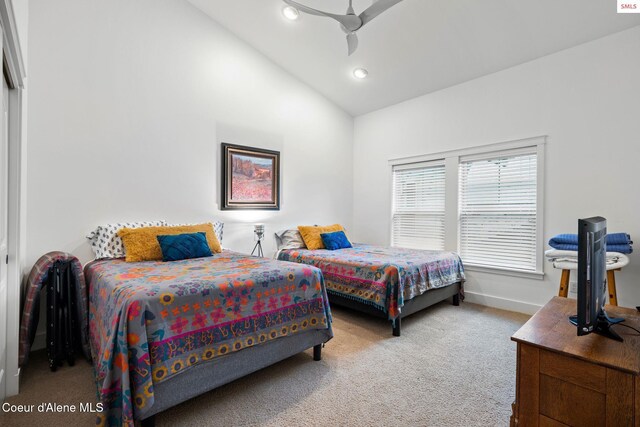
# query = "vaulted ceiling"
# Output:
<box><xmin>188</xmin><ymin>0</ymin><xmax>640</xmax><ymax>116</ymax></box>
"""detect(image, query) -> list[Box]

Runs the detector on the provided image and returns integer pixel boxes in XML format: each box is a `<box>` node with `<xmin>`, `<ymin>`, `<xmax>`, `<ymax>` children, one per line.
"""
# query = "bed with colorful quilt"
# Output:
<box><xmin>86</xmin><ymin>251</ymin><xmax>333</xmax><ymax>427</ymax></box>
<box><xmin>277</xmin><ymin>243</ymin><xmax>464</xmax><ymax>336</ymax></box>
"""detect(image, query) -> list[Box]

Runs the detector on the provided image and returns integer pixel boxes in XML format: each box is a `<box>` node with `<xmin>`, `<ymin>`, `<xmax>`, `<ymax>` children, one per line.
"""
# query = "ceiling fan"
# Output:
<box><xmin>282</xmin><ymin>0</ymin><xmax>404</xmax><ymax>56</ymax></box>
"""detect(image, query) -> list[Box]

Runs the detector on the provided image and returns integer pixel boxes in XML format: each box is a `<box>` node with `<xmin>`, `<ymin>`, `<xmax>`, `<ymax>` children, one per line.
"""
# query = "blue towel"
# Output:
<box><xmin>549</xmin><ymin>234</ymin><xmax>578</xmax><ymax>246</ymax></box>
<box><xmin>607</xmin><ymin>233</ymin><xmax>633</xmax><ymax>245</ymax></box>
<box><xmin>549</xmin><ymin>233</ymin><xmax>632</xmax><ymax>246</ymax></box>
<box><xmin>607</xmin><ymin>244</ymin><xmax>633</xmax><ymax>254</ymax></box>
<box><xmin>548</xmin><ymin>243</ymin><xmax>579</xmax><ymax>251</ymax></box>
<box><xmin>548</xmin><ymin>233</ymin><xmax>633</xmax><ymax>253</ymax></box>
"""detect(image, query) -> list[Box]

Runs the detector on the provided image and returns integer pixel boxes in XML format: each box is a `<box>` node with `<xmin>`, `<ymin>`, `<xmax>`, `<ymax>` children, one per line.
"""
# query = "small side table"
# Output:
<box><xmin>546</xmin><ymin>250</ymin><xmax>630</xmax><ymax>306</ymax></box>
<box><xmin>558</xmin><ymin>268</ymin><xmax>622</xmax><ymax>305</ymax></box>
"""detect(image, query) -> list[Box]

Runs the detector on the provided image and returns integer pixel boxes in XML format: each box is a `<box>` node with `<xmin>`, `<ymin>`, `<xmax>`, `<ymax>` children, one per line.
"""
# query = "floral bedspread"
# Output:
<box><xmin>86</xmin><ymin>251</ymin><xmax>332</xmax><ymax>426</ymax></box>
<box><xmin>277</xmin><ymin>244</ymin><xmax>465</xmax><ymax>320</ymax></box>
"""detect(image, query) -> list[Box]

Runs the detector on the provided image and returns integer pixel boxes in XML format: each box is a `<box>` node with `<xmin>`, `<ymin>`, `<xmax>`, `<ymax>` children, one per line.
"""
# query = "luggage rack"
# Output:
<box><xmin>46</xmin><ymin>260</ymin><xmax>79</xmax><ymax>371</ymax></box>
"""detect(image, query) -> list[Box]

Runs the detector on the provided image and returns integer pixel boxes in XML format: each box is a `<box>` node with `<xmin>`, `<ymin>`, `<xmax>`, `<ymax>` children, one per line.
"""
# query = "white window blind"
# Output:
<box><xmin>459</xmin><ymin>149</ymin><xmax>538</xmax><ymax>272</ymax></box>
<box><xmin>392</xmin><ymin>162</ymin><xmax>445</xmax><ymax>250</ymax></box>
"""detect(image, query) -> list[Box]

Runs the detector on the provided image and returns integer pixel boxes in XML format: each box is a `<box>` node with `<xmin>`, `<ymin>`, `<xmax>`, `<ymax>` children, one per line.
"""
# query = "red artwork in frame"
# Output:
<box><xmin>221</xmin><ymin>143</ymin><xmax>280</xmax><ymax>210</ymax></box>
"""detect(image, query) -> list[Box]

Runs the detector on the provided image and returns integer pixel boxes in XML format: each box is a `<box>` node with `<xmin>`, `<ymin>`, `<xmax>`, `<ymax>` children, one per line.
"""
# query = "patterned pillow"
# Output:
<box><xmin>274</xmin><ymin>229</ymin><xmax>307</xmax><ymax>250</ymax></box>
<box><xmin>86</xmin><ymin>220</ymin><xmax>167</xmax><ymax>259</ymax></box>
<box><xmin>157</xmin><ymin>232</ymin><xmax>213</xmax><ymax>262</ymax></box>
<box><xmin>213</xmin><ymin>221</ymin><xmax>224</xmax><ymax>243</ymax></box>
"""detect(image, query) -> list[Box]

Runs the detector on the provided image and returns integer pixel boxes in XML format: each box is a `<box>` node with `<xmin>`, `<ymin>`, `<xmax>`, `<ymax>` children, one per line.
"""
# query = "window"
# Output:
<box><xmin>459</xmin><ymin>149</ymin><xmax>538</xmax><ymax>272</ymax></box>
<box><xmin>389</xmin><ymin>137</ymin><xmax>545</xmax><ymax>278</ymax></box>
<box><xmin>391</xmin><ymin>161</ymin><xmax>445</xmax><ymax>250</ymax></box>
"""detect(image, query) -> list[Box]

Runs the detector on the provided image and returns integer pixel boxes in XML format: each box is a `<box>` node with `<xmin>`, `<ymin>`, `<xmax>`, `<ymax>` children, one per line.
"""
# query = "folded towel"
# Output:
<box><xmin>549</xmin><ymin>234</ymin><xmax>578</xmax><ymax>246</ymax></box>
<box><xmin>549</xmin><ymin>233</ymin><xmax>632</xmax><ymax>247</ymax></box>
<box><xmin>551</xmin><ymin>258</ymin><xmax>629</xmax><ymax>270</ymax></box>
<box><xmin>607</xmin><ymin>244</ymin><xmax>633</xmax><ymax>254</ymax></box>
<box><xmin>544</xmin><ymin>249</ymin><xmax>630</xmax><ymax>270</ymax></box>
<box><xmin>545</xmin><ymin>249</ymin><xmax>624</xmax><ymax>261</ymax></box>
<box><xmin>552</xmin><ymin>257</ymin><xmax>620</xmax><ymax>266</ymax></box>
<box><xmin>550</xmin><ymin>243</ymin><xmax>632</xmax><ymax>253</ymax></box>
<box><xmin>548</xmin><ymin>233</ymin><xmax>633</xmax><ymax>253</ymax></box>
<box><xmin>607</xmin><ymin>233</ymin><xmax>634</xmax><ymax>245</ymax></box>
<box><xmin>544</xmin><ymin>249</ymin><xmax>579</xmax><ymax>258</ymax></box>
<box><xmin>549</xmin><ymin>243</ymin><xmax>579</xmax><ymax>251</ymax></box>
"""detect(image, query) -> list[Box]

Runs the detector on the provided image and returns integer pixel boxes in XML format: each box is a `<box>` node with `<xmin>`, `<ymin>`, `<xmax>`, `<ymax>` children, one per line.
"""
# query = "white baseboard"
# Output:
<box><xmin>6</xmin><ymin>367</ymin><xmax>20</xmax><ymax>397</ymax></box>
<box><xmin>464</xmin><ymin>291</ymin><xmax>542</xmax><ymax>315</ymax></box>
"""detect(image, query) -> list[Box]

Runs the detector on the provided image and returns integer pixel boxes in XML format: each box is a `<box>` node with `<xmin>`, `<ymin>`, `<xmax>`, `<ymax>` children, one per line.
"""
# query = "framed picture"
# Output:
<box><xmin>221</xmin><ymin>143</ymin><xmax>280</xmax><ymax>210</ymax></box>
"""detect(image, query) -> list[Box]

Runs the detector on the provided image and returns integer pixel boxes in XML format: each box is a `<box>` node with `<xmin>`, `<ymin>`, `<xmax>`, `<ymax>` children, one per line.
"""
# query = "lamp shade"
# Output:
<box><xmin>254</xmin><ymin>224</ymin><xmax>265</xmax><ymax>240</ymax></box>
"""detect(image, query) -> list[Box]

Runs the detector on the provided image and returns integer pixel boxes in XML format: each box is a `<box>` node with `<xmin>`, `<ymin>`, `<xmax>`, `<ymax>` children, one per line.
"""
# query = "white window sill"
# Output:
<box><xmin>464</xmin><ymin>264</ymin><xmax>545</xmax><ymax>281</ymax></box>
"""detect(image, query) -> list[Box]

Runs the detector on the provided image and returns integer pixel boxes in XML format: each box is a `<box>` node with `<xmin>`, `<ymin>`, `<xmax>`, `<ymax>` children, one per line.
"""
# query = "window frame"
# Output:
<box><xmin>391</xmin><ymin>160</ymin><xmax>447</xmax><ymax>251</ymax></box>
<box><xmin>388</xmin><ymin>136</ymin><xmax>546</xmax><ymax>280</ymax></box>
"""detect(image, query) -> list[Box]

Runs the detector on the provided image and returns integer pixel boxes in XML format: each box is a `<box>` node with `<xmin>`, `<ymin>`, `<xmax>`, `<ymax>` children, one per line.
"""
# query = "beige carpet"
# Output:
<box><xmin>1</xmin><ymin>302</ymin><xmax>529</xmax><ymax>426</ymax></box>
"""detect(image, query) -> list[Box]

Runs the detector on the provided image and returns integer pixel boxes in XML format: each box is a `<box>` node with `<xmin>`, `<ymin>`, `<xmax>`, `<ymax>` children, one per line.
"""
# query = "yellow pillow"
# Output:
<box><xmin>118</xmin><ymin>223</ymin><xmax>222</xmax><ymax>262</ymax></box>
<box><xmin>297</xmin><ymin>224</ymin><xmax>345</xmax><ymax>250</ymax></box>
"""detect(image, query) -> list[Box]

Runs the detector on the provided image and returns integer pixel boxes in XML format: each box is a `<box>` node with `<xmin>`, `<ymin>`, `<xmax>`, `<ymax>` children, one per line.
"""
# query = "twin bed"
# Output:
<box><xmin>85</xmin><ymin>251</ymin><xmax>333</xmax><ymax>426</ymax></box>
<box><xmin>277</xmin><ymin>243</ymin><xmax>465</xmax><ymax>336</ymax></box>
<box><xmin>84</xmin><ymin>225</ymin><xmax>465</xmax><ymax>426</ymax></box>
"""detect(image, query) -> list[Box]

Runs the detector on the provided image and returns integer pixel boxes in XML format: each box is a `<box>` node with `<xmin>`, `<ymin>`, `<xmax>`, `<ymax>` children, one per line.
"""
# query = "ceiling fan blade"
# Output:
<box><xmin>346</xmin><ymin>32</ymin><xmax>358</xmax><ymax>56</ymax></box>
<box><xmin>283</xmin><ymin>0</ymin><xmax>362</xmax><ymax>31</ymax></box>
<box><xmin>359</xmin><ymin>0</ymin><xmax>404</xmax><ymax>27</ymax></box>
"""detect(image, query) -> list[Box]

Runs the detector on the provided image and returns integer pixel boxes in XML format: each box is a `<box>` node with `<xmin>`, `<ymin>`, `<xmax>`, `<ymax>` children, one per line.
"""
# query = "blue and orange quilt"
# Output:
<box><xmin>277</xmin><ymin>244</ymin><xmax>465</xmax><ymax>320</ymax></box>
<box><xmin>86</xmin><ymin>251</ymin><xmax>332</xmax><ymax>426</ymax></box>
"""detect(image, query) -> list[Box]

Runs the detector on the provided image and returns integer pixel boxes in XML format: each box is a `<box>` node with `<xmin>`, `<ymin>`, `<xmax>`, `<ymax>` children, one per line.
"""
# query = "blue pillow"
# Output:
<box><xmin>157</xmin><ymin>232</ymin><xmax>213</xmax><ymax>262</ymax></box>
<box><xmin>320</xmin><ymin>231</ymin><xmax>352</xmax><ymax>250</ymax></box>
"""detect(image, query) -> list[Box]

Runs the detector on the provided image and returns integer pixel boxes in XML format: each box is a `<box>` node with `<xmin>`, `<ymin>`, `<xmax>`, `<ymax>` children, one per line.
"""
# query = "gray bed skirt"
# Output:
<box><xmin>141</xmin><ymin>328</ymin><xmax>332</xmax><ymax>420</ymax></box>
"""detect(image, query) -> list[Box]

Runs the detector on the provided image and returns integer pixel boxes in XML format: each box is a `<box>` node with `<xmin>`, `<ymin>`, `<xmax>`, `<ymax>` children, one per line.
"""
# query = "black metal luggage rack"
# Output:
<box><xmin>45</xmin><ymin>260</ymin><xmax>80</xmax><ymax>371</ymax></box>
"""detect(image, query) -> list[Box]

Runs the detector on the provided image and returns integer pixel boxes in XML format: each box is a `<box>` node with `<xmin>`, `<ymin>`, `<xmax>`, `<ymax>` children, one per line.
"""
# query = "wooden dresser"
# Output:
<box><xmin>511</xmin><ymin>297</ymin><xmax>640</xmax><ymax>426</ymax></box>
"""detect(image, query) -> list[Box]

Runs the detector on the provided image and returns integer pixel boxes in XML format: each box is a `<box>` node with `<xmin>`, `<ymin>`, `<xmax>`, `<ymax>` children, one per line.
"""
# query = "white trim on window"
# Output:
<box><xmin>388</xmin><ymin>136</ymin><xmax>546</xmax><ymax>279</ymax></box>
<box><xmin>464</xmin><ymin>264</ymin><xmax>545</xmax><ymax>280</ymax></box>
<box><xmin>391</xmin><ymin>160</ymin><xmax>446</xmax><ymax>251</ymax></box>
<box><xmin>388</xmin><ymin>136</ymin><xmax>546</xmax><ymax>166</ymax></box>
<box><xmin>459</xmin><ymin>149</ymin><xmax>539</xmax><ymax>273</ymax></box>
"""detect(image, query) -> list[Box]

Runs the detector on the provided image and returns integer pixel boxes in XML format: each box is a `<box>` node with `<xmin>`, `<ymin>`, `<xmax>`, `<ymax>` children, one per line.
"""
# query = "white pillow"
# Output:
<box><xmin>274</xmin><ymin>229</ymin><xmax>307</xmax><ymax>250</ymax></box>
<box><xmin>87</xmin><ymin>220</ymin><xmax>167</xmax><ymax>259</ymax></box>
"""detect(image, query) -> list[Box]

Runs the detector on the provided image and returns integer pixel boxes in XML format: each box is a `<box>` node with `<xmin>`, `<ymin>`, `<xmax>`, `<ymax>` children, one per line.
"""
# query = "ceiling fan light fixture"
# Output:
<box><xmin>281</xmin><ymin>0</ymin><xmax>405</xmax><ymax>55</ymax></box>
<box><xmin>353</xmin><ymin>68</ymin><xmax>369</xmax><ymax>79</ymax></box>
<box><xmin>282</xmin><ymin>5</ymin><xmax>300</xmax><ymax>20</ymax></box>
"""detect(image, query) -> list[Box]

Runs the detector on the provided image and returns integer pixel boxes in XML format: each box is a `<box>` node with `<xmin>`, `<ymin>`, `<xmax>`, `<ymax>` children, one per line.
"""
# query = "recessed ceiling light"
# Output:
<box><xmin>353</xmin><ymin>68</ymin><xmax>369</xmax><ymax>79</ymax></box>
<box><xmin>282</xmin><ymin>6</ymin><xmax>300</xmax><ymax>21</ymax></box>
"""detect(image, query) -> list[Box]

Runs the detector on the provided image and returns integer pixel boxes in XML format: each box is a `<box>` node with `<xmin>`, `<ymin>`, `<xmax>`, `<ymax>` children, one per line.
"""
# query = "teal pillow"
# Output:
<box><xmin>320</xmin><ymin>231</ymin><xmax>352</xmax><ymax>250</ymax></box>
<box><xmin>157</xmin><ymin>232</ymin><xmax>213</xmax><ymax>262</ymax></box>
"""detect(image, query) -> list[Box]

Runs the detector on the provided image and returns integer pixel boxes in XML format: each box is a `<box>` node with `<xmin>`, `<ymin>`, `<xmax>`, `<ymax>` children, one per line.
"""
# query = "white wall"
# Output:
<box><xmin>26</xmin><ymin>0</ymin><xmax>353</xmax><ymax>268</ymax></box>
<box><xmin>353</xmin><ymin>26</ymin><xmax>640</xmax><ymax>314</ymax></box>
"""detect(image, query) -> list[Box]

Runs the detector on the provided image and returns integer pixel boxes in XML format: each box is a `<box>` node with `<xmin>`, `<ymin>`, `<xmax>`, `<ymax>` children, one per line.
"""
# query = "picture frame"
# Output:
<box><xmin>221</xmin><ymin>143</ymin><xmax>280</xmax><ymax>210</ymax></box>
